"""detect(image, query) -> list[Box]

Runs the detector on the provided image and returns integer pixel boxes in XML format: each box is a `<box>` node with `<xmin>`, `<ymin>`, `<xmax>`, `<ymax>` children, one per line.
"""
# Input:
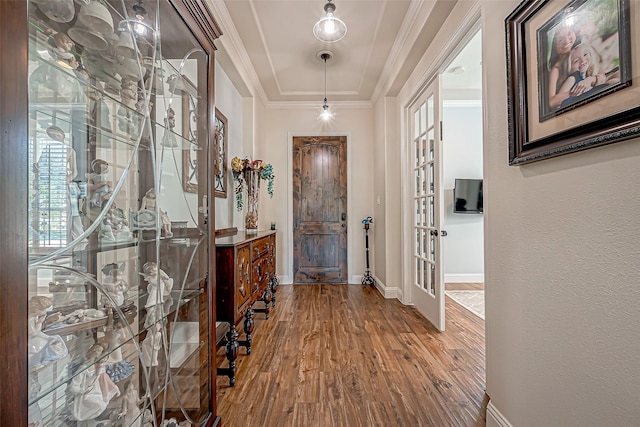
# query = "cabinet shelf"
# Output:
<box><xmin>29</xmin><ymin>51</ymin><xmax>199</xmax><ymax>152</ymax></box>
<box><xmin>31</xmin><ymin>288</ymin><xmax>202</xmax><ymax>406</ymax></box>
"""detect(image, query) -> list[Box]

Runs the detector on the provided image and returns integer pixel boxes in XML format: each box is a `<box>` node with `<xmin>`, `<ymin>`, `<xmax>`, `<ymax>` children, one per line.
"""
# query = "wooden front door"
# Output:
<box><xmin>293</xmin><ymin>136</ymin><xmax>347</xmax><ymax>283</ymax></box>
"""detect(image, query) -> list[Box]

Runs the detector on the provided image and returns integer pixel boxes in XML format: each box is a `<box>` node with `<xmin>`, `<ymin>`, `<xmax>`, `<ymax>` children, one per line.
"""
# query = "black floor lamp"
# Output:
<box><xmin>361</xmin><ymin>217</ymin><xmax>374</xmax><ymax>286</ymax></box>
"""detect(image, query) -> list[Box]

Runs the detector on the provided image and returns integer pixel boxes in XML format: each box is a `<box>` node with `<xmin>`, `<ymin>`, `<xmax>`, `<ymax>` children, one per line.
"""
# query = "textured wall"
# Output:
<box><xmin>483</xmin><ymin>0</ymin><xmax>640</xmax><ymax>425</ymax></box>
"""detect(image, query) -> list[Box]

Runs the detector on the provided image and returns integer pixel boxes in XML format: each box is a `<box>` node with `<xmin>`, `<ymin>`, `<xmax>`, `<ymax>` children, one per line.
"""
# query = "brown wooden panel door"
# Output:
<box><xmin>293</xmin><ymin>136</ymin><xmax>347</xmax><ymax>283</ymax></box>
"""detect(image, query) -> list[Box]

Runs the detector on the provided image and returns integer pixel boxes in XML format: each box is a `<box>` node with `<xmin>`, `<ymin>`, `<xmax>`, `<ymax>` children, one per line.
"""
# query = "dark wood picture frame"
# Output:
<box><xmin>213</xmin><ymin>108</ymin><xmax>228</xmax><ymax>198</ymax></box>
<box><xmin>506</xmin><ymin>0</ymin><xmax>639</xmax><ymax>165</ymax></box>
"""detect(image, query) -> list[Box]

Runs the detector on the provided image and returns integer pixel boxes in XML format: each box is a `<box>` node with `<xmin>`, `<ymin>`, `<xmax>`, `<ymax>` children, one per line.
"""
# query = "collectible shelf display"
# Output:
<box><xmin>18</xmin><ymin>0</ymin><xmax>222</xmax><ymax>425</ymax></box>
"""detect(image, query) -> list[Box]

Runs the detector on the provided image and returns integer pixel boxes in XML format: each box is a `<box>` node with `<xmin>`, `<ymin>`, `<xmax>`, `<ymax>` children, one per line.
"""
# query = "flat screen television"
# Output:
<box><xmin>453</xmin><ymin>178</ymin><xmax>483</xmax><ymax>214</ymax></box>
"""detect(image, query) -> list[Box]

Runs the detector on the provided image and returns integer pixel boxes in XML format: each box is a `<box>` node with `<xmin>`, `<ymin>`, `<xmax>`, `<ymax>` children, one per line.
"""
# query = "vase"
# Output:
<box><xmin>243</xmin><ymin>168</ymin><xmax>260</xmax><ymax>233</ymax></box>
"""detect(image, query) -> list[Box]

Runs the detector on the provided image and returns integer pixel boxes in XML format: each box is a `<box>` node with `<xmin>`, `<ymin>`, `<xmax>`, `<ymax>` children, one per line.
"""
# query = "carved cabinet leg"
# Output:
<box><xmin>225</xmin><ymin>324</ymin><xmax>239</xmax><ymax>386</ymax></box>
<box><xmin>243</xmin><ymin>306</ymin><xmax>254</xmax><ymax>355</ymax></box>
<box><xmin>262</xmin><ymin>287</ymin><xmax>272</xmax><ymax>319</ymax></box>
<box><xmin>270</xmin><ymin>275</ymin><xmax>279</xmax><ymax>307</ymax></box>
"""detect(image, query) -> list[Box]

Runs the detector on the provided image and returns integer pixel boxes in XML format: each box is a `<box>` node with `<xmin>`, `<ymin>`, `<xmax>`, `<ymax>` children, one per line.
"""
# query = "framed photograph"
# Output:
<box><xmin>213</xmin><ymin>108</ymin><xmax>228</xmax><ymax>198</ymax></box>
<box><xmin>506</xmin><ymin>0</ymin><xmax>640</xmax><ymax>165</ymax></box>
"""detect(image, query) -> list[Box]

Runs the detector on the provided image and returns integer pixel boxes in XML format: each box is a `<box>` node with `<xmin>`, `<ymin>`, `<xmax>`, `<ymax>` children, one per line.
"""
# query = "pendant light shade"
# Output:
<box><xmin>313</xmin><ymin>0</ymin><xmax>347</xmax><ymax>43</ymax></box>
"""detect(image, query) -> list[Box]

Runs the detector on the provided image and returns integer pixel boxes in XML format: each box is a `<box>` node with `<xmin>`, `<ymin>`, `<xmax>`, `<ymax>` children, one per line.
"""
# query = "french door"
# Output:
<box><xmin>409</xmin><ymin>75</ymin><xmax>445</xmax><ymax>331</ymax></box>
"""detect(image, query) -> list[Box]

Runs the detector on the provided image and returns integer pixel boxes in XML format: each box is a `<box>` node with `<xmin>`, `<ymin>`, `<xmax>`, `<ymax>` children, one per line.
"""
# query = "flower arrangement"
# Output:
<box><xmin>230</xmin><ymin>157</ymin><xmax>275</xmax><ymax>211</ymax></box>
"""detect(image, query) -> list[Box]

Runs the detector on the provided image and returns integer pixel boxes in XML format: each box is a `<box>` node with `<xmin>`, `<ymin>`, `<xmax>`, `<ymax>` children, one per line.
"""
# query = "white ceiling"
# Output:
<box><xmin>208</xmin><ymin>0</ymin><xmax>479</xmax><ymax>106</ymax></box>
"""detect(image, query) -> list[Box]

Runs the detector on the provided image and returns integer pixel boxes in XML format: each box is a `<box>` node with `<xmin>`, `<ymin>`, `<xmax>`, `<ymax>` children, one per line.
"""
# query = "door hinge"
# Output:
<box><xmin>440</xmin><ymin>120</ymin><xmax>443</xmax><ymax>141</ymax></box>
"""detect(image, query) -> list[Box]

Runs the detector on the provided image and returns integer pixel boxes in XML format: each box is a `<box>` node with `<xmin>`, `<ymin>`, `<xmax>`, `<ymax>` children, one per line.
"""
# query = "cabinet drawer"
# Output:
<box><xmin>251</xmin><ymin>236</ymin><xmax>270</xmax><ymax>260</ymax></box>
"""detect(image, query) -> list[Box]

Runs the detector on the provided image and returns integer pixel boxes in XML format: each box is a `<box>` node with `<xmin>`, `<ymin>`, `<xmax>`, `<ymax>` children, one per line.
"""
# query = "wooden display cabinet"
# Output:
<box><xmin>0</xmin><ymin>0</ymin><xmax>222</xmax><ymax>425</ymax></box>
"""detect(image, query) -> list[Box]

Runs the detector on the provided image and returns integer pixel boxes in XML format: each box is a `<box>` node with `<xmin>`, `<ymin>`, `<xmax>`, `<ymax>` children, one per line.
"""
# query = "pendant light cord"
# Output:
<box><xmin>323</xmin><ymin>55</ymin><xmax>327</xmax><ymax>105</ymax></box>
<box><xmin>324</xmin><ymin>55</ymin><xmax>328</xmax><ymax>105</ymax></box>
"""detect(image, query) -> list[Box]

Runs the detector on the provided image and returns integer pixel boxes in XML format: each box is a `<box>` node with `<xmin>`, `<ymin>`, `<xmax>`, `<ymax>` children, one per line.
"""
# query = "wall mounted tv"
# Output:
<box><xmin>454</xmin><ymin>178</ymin><xmax>483</xmax><ymax>214</ymax></box>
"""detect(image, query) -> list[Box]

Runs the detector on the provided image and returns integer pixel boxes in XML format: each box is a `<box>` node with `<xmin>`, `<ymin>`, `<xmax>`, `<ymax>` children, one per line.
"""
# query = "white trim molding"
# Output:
<box><xmin>486</xmin><ymin>401</ymin><xmax>513</xmax><ymax>427</ymax></box>
<box><xmin>277</xmin><ymin>275</ymin><xmax>292</xmax><ymax>285</ymax></box>
<box><xmin>370</xmin><ymin>275</ymin><xmax>402</xmax><ymax>300</ymax></box>
<box><xmin>445</xmin><ymin>273</ymin><xmax>484</xmax><ymax>283</ymax></box>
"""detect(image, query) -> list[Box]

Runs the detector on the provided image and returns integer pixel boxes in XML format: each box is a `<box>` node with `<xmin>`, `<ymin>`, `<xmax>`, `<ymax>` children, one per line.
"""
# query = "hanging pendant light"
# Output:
<box><xmin>319</xmin><ymin>51</ymin><xmax>333</xmax><ymax>121</ymax></box>
<box><xmin>313</xmin><ymin>0</ymin><xmax>347</xmax><ymax>43</ymax></box>
<box><xmin>118</xmin><ymin>0</ymin><xmax>154</xmax><ymax>37</ymax></box>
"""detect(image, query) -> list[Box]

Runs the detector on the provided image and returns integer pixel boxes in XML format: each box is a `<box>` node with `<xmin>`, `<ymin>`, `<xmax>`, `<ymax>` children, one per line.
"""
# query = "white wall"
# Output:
<box><xmin>482</xmin><ymin>0</ymin><xmax>640</xmax><ymax>425</ymax></box>
<box><xmin>214</xmin><ymin>60</ymin><xmax>244</xmax><ymax>230</ymax></box>
<box><xmin>442</xmin><ymin>103</ymin><xmax>484</xmax><ymax>281</ymax></box>
<box><xmin>255</xmin><ymin>106</ymin><xmax>375</xmax><ymax>284</ymax></box>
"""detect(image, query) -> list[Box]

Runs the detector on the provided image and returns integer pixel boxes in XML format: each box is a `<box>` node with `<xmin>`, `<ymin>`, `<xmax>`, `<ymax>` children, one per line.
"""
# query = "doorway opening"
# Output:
<box><xmin>441</xmin><ymin>29</ymin><xmax>485</xmax><ymax>324</ymax></box>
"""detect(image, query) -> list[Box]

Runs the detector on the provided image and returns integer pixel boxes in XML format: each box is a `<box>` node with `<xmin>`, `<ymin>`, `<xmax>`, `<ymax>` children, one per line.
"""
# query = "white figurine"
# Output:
<box><xmin>141</xmin><ymin>409</ymin><xmax>154</xmax><ymax>427</ymax></box>
<box><xmin>141</xmin><ymin>262</ymin><xmax>173</xmax><ymax>308</ymax></box>
<box><xmin>97</xmin><ymin>219</ymin><xmax>116</xmax><ymax>243</ymax></box>
<box><xmin>140</xmin><ymin>322</ymin><xmax>163</xmax><ymax>367</ymax></box>
<box><xmin>87</xmin><ymin>159</ymin><xmax>111</xmax><ymax>208</ymax></box>
<box><xmin>98</xmin><ymin>197</ymin><xmax>133</xmax><ymax>244</ymax></box>
<box><xmin>161</xmin><ymin>107</ymin><xmax>178</xmax><ymax>148</ymax></box>
<box><xmin>140</xmin><ymin>188</ymin><xmax>173</xmax><ymax>237</ymax></box>
<box><xmin>100</xmin><ymin>263</ymin><xmax>128</xmax><ymax>307</ymax></box>
<box><xmin>28</xmin><ymin>296</ymin><xmax>68</xmax><ymax>371</ymax></box>
<box><xmin>121</xmin><ymin>382</ymin><xmax>144</xmax><ymax>427</ymax></box>
<box><xmin>106</xmin><ymin>200</ymin><xmax>133</xmax><ymax>241</ymax></box>
<box><xmin>68</xmin><ymin>344</ymin><xmax>121</xmax><ymax>422</ymax></box>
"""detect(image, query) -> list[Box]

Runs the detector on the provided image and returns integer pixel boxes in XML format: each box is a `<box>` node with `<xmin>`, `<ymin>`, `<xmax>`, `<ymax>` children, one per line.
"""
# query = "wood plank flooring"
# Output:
<box><xmin>216</xmin><ymin>284</ymin><xmax>486</xmax><ymax>427</ymax></box>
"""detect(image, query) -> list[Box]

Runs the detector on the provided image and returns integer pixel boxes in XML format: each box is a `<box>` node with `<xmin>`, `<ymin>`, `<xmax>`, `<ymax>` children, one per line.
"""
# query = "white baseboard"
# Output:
<box><xmin>278</xmin><ymin>275</ymin><xmax>291</xmax><ymax>284</ymax></box>
<box><xmin>486</xmin><ymin>401</ymin><xmax>512</xmax><ymax>427</ymax></box>
<box><xmin>445</xmin><ymin>273</ymin><xmax>484</xmax><ymax>283</ymax></box>
<box><xmin>370</xmin><ymin>275</ymin><xmax>402</xmax><ymax>299</ymax></box>
<box><xmin>351</xmin><ymin>275</ymin><xmax>363</xmax><ymax>284</ymax></box>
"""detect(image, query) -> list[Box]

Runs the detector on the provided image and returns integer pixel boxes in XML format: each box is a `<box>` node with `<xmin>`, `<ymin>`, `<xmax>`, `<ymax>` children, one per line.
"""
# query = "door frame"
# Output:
<box><xmin>400</xmin><ymin>14</ymin><xmax>482</xmax><ymax>307</ymax></box>
<box><xmin>286</xmin><ymin>132</ymin><xmax>353</xmax><ymax>284</ymax></box>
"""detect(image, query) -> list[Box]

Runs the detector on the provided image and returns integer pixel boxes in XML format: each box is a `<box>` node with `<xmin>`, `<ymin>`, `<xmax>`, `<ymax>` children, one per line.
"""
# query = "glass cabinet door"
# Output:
<box><xmin>27</xmin><ymin>1</ymin><xmax>214</xmax><ymax>425</ymax></box>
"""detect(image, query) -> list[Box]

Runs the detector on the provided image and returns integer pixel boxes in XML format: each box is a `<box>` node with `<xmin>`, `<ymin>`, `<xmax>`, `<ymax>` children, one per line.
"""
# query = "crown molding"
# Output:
<box><xmin>265</xmin><ymin>100</ymin><xmax>373</xmax><ymax>110</ymax></box>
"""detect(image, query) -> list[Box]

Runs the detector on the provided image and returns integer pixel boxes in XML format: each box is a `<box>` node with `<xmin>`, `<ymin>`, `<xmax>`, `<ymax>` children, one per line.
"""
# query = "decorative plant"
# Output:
<box><xmin>230</xmin><ymin>157</ymin><xmax>275</xmax><ymax>211</ymax></box>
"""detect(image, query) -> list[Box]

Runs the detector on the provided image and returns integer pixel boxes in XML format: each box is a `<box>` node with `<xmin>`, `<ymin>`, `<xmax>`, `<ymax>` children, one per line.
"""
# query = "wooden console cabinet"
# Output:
<box><xmin>215</xmin><ymin>231</ymin><xmax>278</xmax><ymax>355</ymax></box>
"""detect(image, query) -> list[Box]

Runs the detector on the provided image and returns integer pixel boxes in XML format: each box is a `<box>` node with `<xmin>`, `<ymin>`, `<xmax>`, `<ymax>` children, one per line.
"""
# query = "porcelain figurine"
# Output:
<box><xmin>100</xmin><ymin>263</ymin><xmax>129</xmax><ymax>307</ymax></box>
<box><xmin>140</xmin><ymin>322</ymin><xmax>163</xmax><ymax>367</ymax></box>
<box><xmin>100</xmin><ymin>198</ymin><xmax>133</xmax><ymax>243</ymax></box>
<box><xmin>28</xmin><ymin>296</ymin><xmax>68</xmax><ymax>371</ymax></box>
<box><xmin>68</xmin><ymin>344</ymin><xmax>120</xmax><ymax>422</ymax></box>
<box><xmin>161</xmin><ymin>107</ymin><xmax>178</xmax><ymax>148</ymax></box>
<box><xmin>87</xmin><ymin>159</ymin><xmax>111</xmax><ymax>208</ymax></box>
<box><xmin>120</xmin><ymin>382</ymin><xmax>144</xmax><ymax>427</ymax></box>
<box><xmin>101</xmin><ymin>323</ymin><xmax>135</xmax><ymax>383</ymax></box>
<box><xmin>45</xmin><ymin>28</ymin><xmax>75</xmax><ymax>62</ymax></box>
<box><xmin>141</xmin><ymin>262</ymin><xmax>173</xmax><ymax>308</ymax></box>
<box><xmin>140</xmin><ymin>188</ymin><xmax>172</xmax><ymax>237</ymax></box>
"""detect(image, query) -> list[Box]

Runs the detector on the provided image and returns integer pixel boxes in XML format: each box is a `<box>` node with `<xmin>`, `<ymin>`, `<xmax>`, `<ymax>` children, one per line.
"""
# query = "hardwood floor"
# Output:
<box><xmin>445</xmin><ymin>282</ymin><xmax>484</xmax><ymax>291</ymax></box>
<box><xmin>216</xmin><ymin>284</ymin><xmax>486</xmax><ymax>427</ymax></box>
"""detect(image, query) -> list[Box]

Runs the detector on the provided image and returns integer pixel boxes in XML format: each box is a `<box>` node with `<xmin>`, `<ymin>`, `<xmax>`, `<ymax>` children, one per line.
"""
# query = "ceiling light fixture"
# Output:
<box><xmin>319</xmin><ymin>51</ymin><xmax>333</xmax><ymax>121</ymax></box>
<box><xmin>313</xmin><ymin>0</ymin><xmax>347</xmax><ymax>43</ymax></box>
<box><xmin>118</xmin><ymin>0</ymin><xmax>153</xmax><ymax>36</ymax></box>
